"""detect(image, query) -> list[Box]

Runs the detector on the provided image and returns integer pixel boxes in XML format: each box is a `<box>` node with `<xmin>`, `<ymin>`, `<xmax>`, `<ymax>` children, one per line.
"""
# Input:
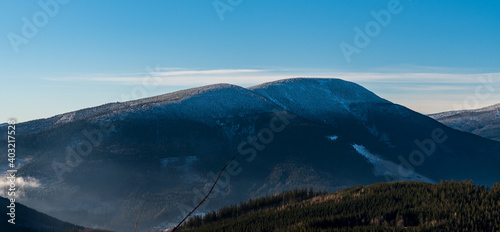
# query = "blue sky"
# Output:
<box><xmin>1</xmin><ymin>0</ymin><xmax>500</xmax><ymax>122</ymax></box>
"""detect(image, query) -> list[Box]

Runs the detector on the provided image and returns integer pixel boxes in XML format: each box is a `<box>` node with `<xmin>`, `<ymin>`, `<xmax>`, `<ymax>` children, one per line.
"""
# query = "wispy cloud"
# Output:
<box><xmin>44</xmin><ymin>68</ymin><xmax>500</xmax><ymax>86</ymax></box>
<box><xmin>337</xmin><ymin>72</ymin><xmax>500</xmax><ymax>84</ymax></box>
<box><xmin>371</xmin><ymin>64</ymin><xmax>485</xmax><ymax>74</ymax></box>
<box><xmin>155</xmin><ymin>69</ymin><xmax>262</xmax><ymax>76</ymax></box>
<box><xmin>396</xmin><ymin>86</ymin><xmax>468</xmax><ymax>91</ymax></box>
<box><xmin>39</xmin><ymin>67</ymin><xmax>500</xmax><ymax>114</ymax></box>
<box><xmin>44</xmin><ymin>68</ymin><xmax>289</xmax><ymax>86</ymax></box>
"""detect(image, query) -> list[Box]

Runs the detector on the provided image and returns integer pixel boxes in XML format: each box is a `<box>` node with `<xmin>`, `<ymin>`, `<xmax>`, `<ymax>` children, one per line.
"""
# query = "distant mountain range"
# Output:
<box><xmin>430</xmin><ymin>104</ymin><xmax>500</xmax><ymax>141</ymax></box>
<box><xmin>1</xmin><ymin>78</ymin><xmax>499</xmax><ymax>232</ymax></box>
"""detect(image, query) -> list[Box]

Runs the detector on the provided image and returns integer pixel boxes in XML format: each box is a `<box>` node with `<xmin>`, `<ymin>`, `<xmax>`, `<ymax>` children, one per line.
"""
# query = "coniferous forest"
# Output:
<box><xmin>179</xmin><ymin>181</ymin><xmax>500</xmax><ymax>232</ymax></box>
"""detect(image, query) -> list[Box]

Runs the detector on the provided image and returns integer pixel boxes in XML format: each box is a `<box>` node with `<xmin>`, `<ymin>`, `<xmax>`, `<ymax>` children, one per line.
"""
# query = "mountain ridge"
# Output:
<box><xmin>1</xmin><ymin>78</ymin><xmax>499</xmax><ymax>231</ymax></box>
<box><xmin>429</xmin><ymin>103</ymin><xmax>500</xmax><ymax>141</ymax></box>
<box><xmin>5</xmin><ymin>78</ymin><xmax>385</xmax><ymax>136</ymax></box>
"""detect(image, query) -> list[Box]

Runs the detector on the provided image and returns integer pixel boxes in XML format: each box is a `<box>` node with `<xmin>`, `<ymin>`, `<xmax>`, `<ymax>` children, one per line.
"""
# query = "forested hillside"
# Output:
<box><xmin>179</xmin><ymin>181</ymin><xmax>500</xmax><ymax>232</ymax></box>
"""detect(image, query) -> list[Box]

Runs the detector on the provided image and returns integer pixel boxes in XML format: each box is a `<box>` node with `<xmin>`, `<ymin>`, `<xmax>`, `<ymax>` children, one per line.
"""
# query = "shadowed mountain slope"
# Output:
<box><xmin>1</xmin><ymin>78</ymin><xmax>498</xmax><ymax>231</ymax></box>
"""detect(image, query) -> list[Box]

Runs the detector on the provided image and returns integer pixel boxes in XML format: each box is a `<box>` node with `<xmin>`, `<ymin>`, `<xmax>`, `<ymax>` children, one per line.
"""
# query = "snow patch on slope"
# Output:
<box><xmin>326</xmin><ymin>135</ymin><xmax>339</xmax><ymax>141</ymax></box>
<box><xmin>352</xmin><ymin>144</ymin><xmax>434</xmax><ymax>183</ymax></box>
<box><xmin>55</xmin><ymin>112</ymin><xmax>76</xmax><ymax>125</ymax></box>
<box><xmin>353</xmin><ymin>144</ymin><xmax>381</xmax><ymax>164</ymax></box>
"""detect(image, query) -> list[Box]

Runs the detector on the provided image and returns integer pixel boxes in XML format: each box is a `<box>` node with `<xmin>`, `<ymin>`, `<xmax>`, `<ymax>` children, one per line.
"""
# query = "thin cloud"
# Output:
<box><xmin>372</xmin><ymin>64</ymin><xmax>483</xmax><ymax>74</ymax></box>
<box><xmin>396</xmin><ymin>86</ymin><xmax>468</xmax><ymax>91</ymax></box>
<box><xmin>37</xmin><ymin>68</ymin><xmax>500</xmax><ymax>116</ymax></box>
<box><xmin>44</xmin><ymin>68</ymin><xmax>266</xmax><ymax>84</ymax></box>
<box><xmin>338</xmin><ymin>72</ymin><xmax>500</xmax><ymax>84</ymax></box>
<box><xmin>42</xmin><ymin>68</ymin><xmax>500</xmax><ymax>90</ymax></box>
<box><xmin>155</xmin><ymin>69</ymin><xmax>263</xmax><ymax>76</ymax></box>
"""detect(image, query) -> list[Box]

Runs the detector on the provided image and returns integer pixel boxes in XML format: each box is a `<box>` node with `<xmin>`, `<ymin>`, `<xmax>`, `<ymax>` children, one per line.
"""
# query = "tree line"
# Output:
<box><xmin>179</xmin><ymin>180</ymin><xmax>500</xmax><ymax>231</ymax></box>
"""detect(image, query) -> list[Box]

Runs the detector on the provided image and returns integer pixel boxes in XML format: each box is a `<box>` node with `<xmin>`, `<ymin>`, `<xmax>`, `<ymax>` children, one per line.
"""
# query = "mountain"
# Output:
<box><xmin>0</xmin><ymin>78</ymin><xmax>499</xmax><ymax>231</ymax></box>
<box><xmin>429</xmin><ymin>103</ymin><xmax>500</xmax><ymax>141</ymax></box>
<box><xmin>179</xmin><ymin>181</ymin><xmax>500</xmax><ymax>231</ymax></box>
<box><xmin>0</xmin><ymin>197</ymin><xmax>109</xmax><ymax>232</ymax></box>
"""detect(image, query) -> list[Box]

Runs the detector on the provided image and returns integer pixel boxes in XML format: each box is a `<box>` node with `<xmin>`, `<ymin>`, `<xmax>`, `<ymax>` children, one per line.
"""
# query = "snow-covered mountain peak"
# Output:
<box><xmin>250</xmin><ymin>78</ymin><xmax>387</xmax><ymax>104</ymax></box>
<box><xmin>124</xmin><ymin>83</ymin><xmax>250</xmax><ymax>107</ymax></box>
<box><xmin>249</xmin><ymin>78</ymin><xmax>389</xmax><ymax>124</ymax></box>
<box><xmin>105</xmin><ymin>82</ymin><xmax>284</xmax><ymax>124</ymax></box>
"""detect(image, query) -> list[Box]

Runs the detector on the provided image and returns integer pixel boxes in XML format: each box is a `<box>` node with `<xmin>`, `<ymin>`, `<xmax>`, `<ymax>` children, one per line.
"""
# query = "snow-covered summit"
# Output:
<box><xmin>249</xmin><ymin>78</ymin><xmax>390</xmax><ymax>124</ymax></box>
<box><xmin>251</xmin><ymin>78</ymin><xmax>386</xmax><ymax>103</ymax></box>
<box><xmin>120</xmin><ymin>83</ymin><xmax>283</xmax><ymax>122</ymax></box>
<box><xmin>125</xmin><ymin>83</ymin><xmax>253</xmax><ymax>107</ymax></box>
